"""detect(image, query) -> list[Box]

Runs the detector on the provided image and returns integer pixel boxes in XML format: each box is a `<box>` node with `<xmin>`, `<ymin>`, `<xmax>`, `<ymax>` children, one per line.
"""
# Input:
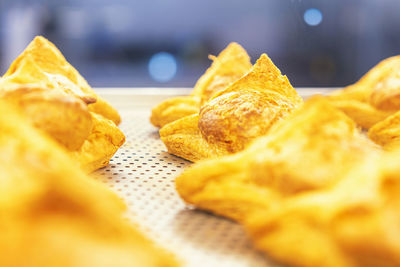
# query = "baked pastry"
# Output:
<box><xmin>246</xmin><ymin>150</ymin><xmax>399</xmax><ymax>267</ymax></box>
<box><xmin>0</xmin><ymin>36</ymin><xmax>120</xmax><ymax>124</ymax></box>
<box><xmin>70</xmin><ymin>112</ymin><xmax>125</xmax><ymax>172</ymax></box>
<box><xmin>328</xmin><ymin>56</ymin><xmax>400</xmax><ymax>128</ymax></box>
<box><xmin>368</xmin><ymin>109</ymin><xmax>400</xmax><ymax>150</ymax></box>
<box><xmin>0</xmin><ymin>85</ymin><xmax>93</xmax><ymax>150</ymax></box>
<box><xmin>160</xmin><ymin>53</ymin><xmax>302</xmax><ymax>162</ymax></box>
<box><xmin>0</xmin><ymin>36</ymin><xmax>125</xmax><ymax>172</ymax></box>
<box><xmin>175</xmin><ymin>97</ymin><xmax>377</xmax><ymax>222</ymax></box>
<box><xmin>0</xmin><ymin>100</ymin><xmax>177</xmax><ymax>267</ymax></box>
<box><xmin>176</xmin><ymin>97</ymin><xmax>391</xmax><ymax>266</ymax></box>
<box><xmin>150</xmin><ymin>42</ymin><xmax>252</xmax><ymax>128</ymax></box>
<box><xmin>329</xmin><ymin>99</ymin><xmax>392</xmax><ymax>130</ymax></box>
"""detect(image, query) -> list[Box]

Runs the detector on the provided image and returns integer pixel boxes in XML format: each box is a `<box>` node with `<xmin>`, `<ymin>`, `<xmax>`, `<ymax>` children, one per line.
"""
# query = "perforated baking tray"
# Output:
<box><xmin>95</xmin><ymin>88</ymin><xmax>333</xmax><ymax>267</ymax></box>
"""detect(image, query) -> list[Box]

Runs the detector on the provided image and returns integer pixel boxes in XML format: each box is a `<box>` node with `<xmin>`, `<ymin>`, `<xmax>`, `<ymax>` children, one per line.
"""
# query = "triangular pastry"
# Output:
<box><xmin>0</xmin><ymin>36</ymin><xmax>120</xmax><ymax>124</ymax></box>
<box><xmin>150</xmin><ymin>42</ymin><xmax>252</xmax><ymax>128</ymax></box>
<box><xmin>0</xmin><ymin>36</ymin><xmax>124</xmax><ymax>172</ymax></box>
<box><xmin>175</xmin><ymin>97</ymin><xmax>388</xmax><ymax>267</ymax></box>
<box><xmin>0</xmin><ymin>100</ymin><xmax>177</xmax><ymax>267</ymax></box>
<box><xmin>70</xmin><ymin>112</ymin><xmax>125</xmax><ymax>172</ymax></box>
<box><xmin>175</xmin><ymin>97</ymin><xmax>378</xmax><ymax>222</ymax></box>
<box><xmin>160</xmin><ymin>53</ymin><xmax>302</xmax><ymax>162</ymax></box>
<box><xmin>328</xmin><ymin>56</ymin><xmax>400</xmax><ymax>128</ymax></box>
<box><xmin>0</xmin><ymin>85</ymin><xmax>93</xmax><ymax>150</ymax></box>
<box><xmin>246</xmin><ymin>150</ymin><xmax>399</xmax><ymax>267</ymax></box>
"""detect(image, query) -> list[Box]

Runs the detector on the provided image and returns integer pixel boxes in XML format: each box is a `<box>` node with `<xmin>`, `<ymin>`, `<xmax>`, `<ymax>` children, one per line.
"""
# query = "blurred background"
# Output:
<box><xmin>0</xmin><ymin>0</ymin><xmax>399</xmax><ymax>88</ymax></box>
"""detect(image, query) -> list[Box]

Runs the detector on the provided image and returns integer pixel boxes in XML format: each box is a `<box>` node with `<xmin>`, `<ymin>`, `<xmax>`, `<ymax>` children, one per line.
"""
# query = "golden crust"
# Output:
<box><xmin>0</xmin><ymin>100</ymin><xmax>177</xmax><ymax>267</ymax></box>
<box><xmin>71</xmin><ymin>112</ymin><xmax>125</xmax><ymax>172</ymax></box>
<box><xmin>175</xmin><ymin>97</ymin><xmax>378</xmax><ymax>222</ymax></box>
<box><xmin>160</xmin><ymin>114</ymin><xmax>227</xmax><ymax>162</ymax></box>
<box><xmin>369</xmin><ymin>66</ymin><xmax>400</xmax><ymax>111</ymax></box>
<box><xmin>150</xmin><ymin>42</ymin><xmax>252</xmax><ymax>128</ymax></box>
<box><xmin>191</xmin><ymin>42</ymin><xmax>252</xmax><ymax>101</ymax></box>
<box><xmin>330</xmin><ymin>99</ymin><xmax>393</xmax><ymax>129</ymax></box>
<box><xmin>160</xmin><ymin>54</ymin><xmax>302</xmax><ymax>162</ymax></box>
<box><xmin>0</xmin><ymin>85</ymin><xmax>93</xmax><ymax>150</ymax></box>
<box><xmin>368</xmin><ymin>109</ymin><xmax>400</xmax><ymax>149</ymax></box>
<box><xmin>199</xmin><ymin>89</ymin><xmax>296</xmax><ymax>153</ymax></box>
<box><xmin>0</xmin><ymin>36</ymin><xmax>125</xmax><ymax>172</ymax></box>
<box><xmin>328</xmin><ymin>56</ymin><xmax>400</xmax><ymax>128</ymax></box>
<box><xmin>150</xmin><ymin>95</ymin><xmax>201</xmax><ymax>128</ymax></box>
<box><xmin>175</xmin><ymin>97</ymin><xmax>395</xmax><ymax>267</ymax></box>
<box><xmin>246</xmin><ymin>151</ymin><xmax>400</xmax><ymax>267</ymax></box>
<box><xmin>0</xmin><ymin>36</ymin><xmax>121</xmax><ymax>124</ymax></box>
<box><xmin>209</xmin><ymin>53</ymin><xmax>302</xmax><ymax>105</ymax></box>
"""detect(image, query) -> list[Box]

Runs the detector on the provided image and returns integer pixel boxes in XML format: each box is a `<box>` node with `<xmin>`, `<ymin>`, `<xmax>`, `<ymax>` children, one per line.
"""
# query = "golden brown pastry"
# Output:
<box><xmin>368</xmin><ymin>109</ymin><xmax>400</xmax><ymax>150</ymax></box>
<box><xmin>330</xmin><ymin>99</ymin><xmax>392</xmax><ymax>130</ymax></box>
<box><xmin>160</xmin><ymin>53</ymin><xmax>303</xmax><ymax>162</ymax></box>
<box><xmin>150</xmin><ymin>95</ymin><xmax>201</xmax><ymax>128</ymax></box>
<box><xmin>150</xmin><ymin>42</ymin><xmax>252</xmax><ymax>128</ymax></box>
<box><xmin>71</xmin><ymin>112</ymin><xmax>125</xmax><ymax>172</ymax></box>
<box><xmin>246</xmin><ymin>150</ymin><xmax>399</xmax><ymax>267</ymax></box>
<box><xmin>329</xmin><ymin>56</ymin><xmax>400</xmax><ymax>128</ymax></box>
<box><xmin>175</xmin><ymin>97</ymin><xmax>378</xmax><ymax>222</ymax></box>
<box><xmin>0</xmin><ymin>35</ymin><xmax>120</xmax><ymax>124</ymax></box>
<box><xmin>0</xmin><ymin>36</ymin><xmax>125</xmax><ymax>172</ymax></box>
<box><xmin>0</xmin><ymin>100</ymin><xmax>177</xmax><ymax>267</ymax></box>
<box><xmin>175</xmin><ymin>97</ymin><xmax>397</xmax><ymax>267</ymax></box>
<box><xmin>0</xmin><ymin>84</ymin><xmax>93</xmax><ymax>150</ymax></box>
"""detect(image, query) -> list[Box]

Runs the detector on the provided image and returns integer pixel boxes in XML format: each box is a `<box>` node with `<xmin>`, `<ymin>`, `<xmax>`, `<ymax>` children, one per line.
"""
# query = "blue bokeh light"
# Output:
<box><xmin>148</xmin><ymin>52</ymin><xmax>177</xmax><ymax>82</ymax></box>
<box><xmin>304</xmin><ymin>8</ymin><xmax>323</xmax><ymax>26</ymax></box>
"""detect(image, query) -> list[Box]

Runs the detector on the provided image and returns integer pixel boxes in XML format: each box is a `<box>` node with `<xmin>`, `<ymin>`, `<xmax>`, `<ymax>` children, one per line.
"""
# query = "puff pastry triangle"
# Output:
<box><xmin>160</xmin><ymin>53</ymin><xmax>302</xmax><ymax>161</ymax></box>
<box><xmin>150</xmin><ymin>42</ymin><xmax>252</xmax><ymax>127</ymax></box>
<box><xmin>0</xmin><ymin>36</ymin><xmax>121</xmax><ymax>124</ymax></box>
<box><xmin>0</xmin><ymin>36</ymin><xmax>125</xmax><ymax>172</ymax></box>
<box><xmin>175</xmin><ymin>97</ymin><xmax>378</xmax><ymax>222</ymax></box>
<box><xmin>328</xmin><ymin>56</ymin><xmax>400</xmax><ymax>128</ymax></box>
<box><xmin>246</xmin><ymin>150</ymin><xmax>400</xmax><ymax>267</ymax></box>
<box><xmin>0</xmin><ymin>100</ymin><xmax>177</xmax><ymax>267</ymax></box>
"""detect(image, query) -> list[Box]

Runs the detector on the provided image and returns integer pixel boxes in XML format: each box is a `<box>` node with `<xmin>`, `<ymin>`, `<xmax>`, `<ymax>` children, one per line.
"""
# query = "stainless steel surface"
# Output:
<box><xmin>95</xmin><ymin>88</ymin><xmax>333</xmax><ymax>267</ymax></box>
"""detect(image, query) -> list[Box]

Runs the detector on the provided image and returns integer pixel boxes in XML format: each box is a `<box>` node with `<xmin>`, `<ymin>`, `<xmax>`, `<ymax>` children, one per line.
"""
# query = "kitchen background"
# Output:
<box><xmin>0</xmin><ymin>0</ymin><xmax>399</xmax><ymax>87</ymax></box>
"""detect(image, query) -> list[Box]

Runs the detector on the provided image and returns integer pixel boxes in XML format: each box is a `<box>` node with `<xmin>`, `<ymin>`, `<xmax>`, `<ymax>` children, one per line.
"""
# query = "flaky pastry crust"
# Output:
<box><xmin>0</xmin><ymin>36</ymin><xmax>121</xmax><ymax>124</ymax></box>
<box><xmin>0</xmin><ymin>100</ymin><xmax>177</xmax><ymax>267</ymax></box>
<box><xmin>328</xmin><ymin>56</ymin><xmax>400</xmax><ymax>128</ymax></box>
<box><xmin>0</xmin><ymin>36</ymin><xmax>125</xmax><ymax>172</ymax></box>
<box><xmin>175</xmin><ymin>97</ymin><xmax>378</xmax><ymax>222</ymax></box>
<box><xmin>246</xmin><ymin>151</ymin><xmax>400</xmax><ymax>267</ymax></box>
<box><xmin>150</xmin><ymin>42</ymin><xmax>252</xmax><ymax>128</ymax></box>
<box><xmin>160</xmin><ymin>53</ymin><xmax>302</xmax><ymax>161</ymax></box>
<box><xmin>175</xmin><ymin>97</ymin><xmax>395</xmax><ymax>267</ymax></box>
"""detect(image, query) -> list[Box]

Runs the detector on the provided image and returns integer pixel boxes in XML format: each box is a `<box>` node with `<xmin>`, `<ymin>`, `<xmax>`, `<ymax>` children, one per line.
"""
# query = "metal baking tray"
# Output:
<box><xmin>95</xmin><ymin>88</ymin><xmax>333</xmax><ymax>267</ymax></box>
